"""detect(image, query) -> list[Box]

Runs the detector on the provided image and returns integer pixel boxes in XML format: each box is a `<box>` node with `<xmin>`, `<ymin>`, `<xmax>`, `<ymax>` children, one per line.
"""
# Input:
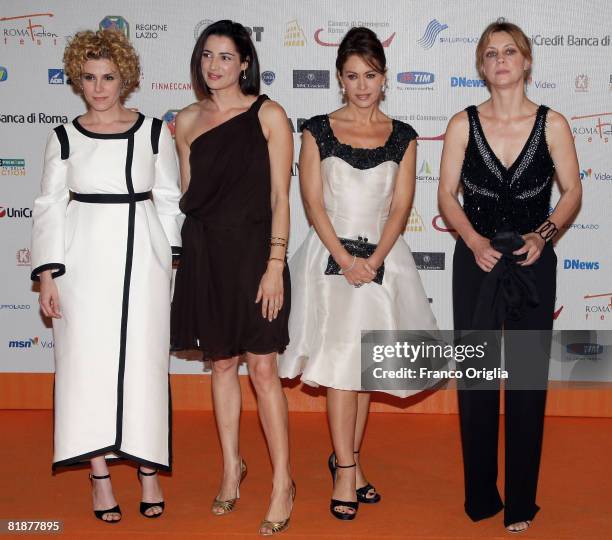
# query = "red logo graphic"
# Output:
<box><xmin>314</xmin><ymin>28</ymin><xmax>396</xmax><ymax>47</ymax></box>
<box><xmin>0</xmin><ymin>207</ymin><xmax>6</xmax><ymax>218</ymax></box>
<box><xmin>553</xmin><ymin>305</ymin><xmax>564</xmax><ymax>319</ymax></box>
<box><xmin>432</xmin><ymin>215</ymin><xmax>455</xmax><ymax>232</ymax></box>
<box><xmin>570</xmin><ymin>112</ymin><xmax>612</xmax><ymax>143</ymax></box>
<box><xmin>0</xmin><ymin>13</ymin><xmax>54</xmax><ymax>42</ymax></box>
<box><xmin>417</xmin><ymin>133</ymin><xmax>446</xmax><ymax>141</ymax></box>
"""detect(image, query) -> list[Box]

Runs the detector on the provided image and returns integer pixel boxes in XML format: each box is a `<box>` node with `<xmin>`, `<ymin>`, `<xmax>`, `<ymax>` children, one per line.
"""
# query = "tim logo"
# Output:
<box><xmin>99</xmin><ymin>15</ymin><xmax>129</xmax><ymax>38</ymax></box>
<box><xmin>48</xmin><ymin>68</ymin><xmax>64</xmax><ymax>84</ymax></box>
<box><xmin>397</xmin><ymin>72</ymin><xmax>435</xmax><ymax>84</ymax></box>
<box><xmin>417</xmin><ymin>19</ymin><xmax>448</xmax><ymax>49</ymax></box>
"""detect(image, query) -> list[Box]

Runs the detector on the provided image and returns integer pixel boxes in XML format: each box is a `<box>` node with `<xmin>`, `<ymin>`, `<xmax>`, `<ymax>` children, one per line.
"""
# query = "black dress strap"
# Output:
<box><xmin>54</xmin><ymin>125</ymin><xmax>70</xmax><ymax>160</ymax></box>
<box><xmin>151</xmin><ymin>117</ymin><xmax>163</xmax><ymax>155</ymax></box>
<box><xmin>250</xmin><ymin>94</ymin><xmax>269</xmax><ymax>114</ymax></box>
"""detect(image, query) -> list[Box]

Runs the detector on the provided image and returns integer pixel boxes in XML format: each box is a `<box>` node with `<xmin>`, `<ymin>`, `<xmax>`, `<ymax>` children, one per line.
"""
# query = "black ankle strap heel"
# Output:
<box><xmin>353</xmin><ymin>451</ymin><xmax>381</xmax><ymax>504</ymax></box>
<box><xmin>137</xmin><ymin>467</ymin><xmax>165</xmax><ymax>518</ymax></box>
<box><xmin>329</xmin><ymin>460</ymin><xmax>359</xmax><ymax>520</ymax></box>
<box><xmin>89</xmin><ymin>473</ymin><xmax>121</xmax><ymax>523</ymax></box>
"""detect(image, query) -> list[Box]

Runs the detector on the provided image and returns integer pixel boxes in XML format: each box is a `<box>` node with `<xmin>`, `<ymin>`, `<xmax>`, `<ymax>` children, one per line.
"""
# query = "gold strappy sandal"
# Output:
<box><xmin>258</xmin><ymin>480</ymin><xmax>296</xmax><ymax>536</ymax></box>
<box><xmin>211</xmin><ymin>458</ymin><xmax>247</xmax><ymax>515</ymax></box>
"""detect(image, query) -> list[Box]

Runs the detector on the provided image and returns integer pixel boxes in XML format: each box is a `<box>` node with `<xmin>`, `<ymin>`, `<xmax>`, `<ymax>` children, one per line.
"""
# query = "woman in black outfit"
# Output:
<box><xmin>438</xmin><ymin>20</ymin><xmax>581</xmax><ymax>533</ymax></box>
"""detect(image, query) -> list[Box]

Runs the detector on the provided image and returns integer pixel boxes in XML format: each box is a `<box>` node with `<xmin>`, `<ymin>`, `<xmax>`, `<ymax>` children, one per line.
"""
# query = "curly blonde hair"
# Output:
<box><xmin>64</xmin><ymin>29</ymin><xmax>140</xmax><ymax>98</ymax></box>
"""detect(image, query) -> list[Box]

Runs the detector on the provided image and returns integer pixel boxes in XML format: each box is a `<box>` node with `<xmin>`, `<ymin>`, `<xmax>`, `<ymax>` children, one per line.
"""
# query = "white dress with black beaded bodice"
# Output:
<box><xmin>277</xmin><ymin>115</ymin><xmax>438</xmax><ymax>397</ymax></box>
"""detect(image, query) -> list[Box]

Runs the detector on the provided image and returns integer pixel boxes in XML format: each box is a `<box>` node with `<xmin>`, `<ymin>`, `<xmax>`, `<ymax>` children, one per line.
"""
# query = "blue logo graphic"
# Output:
<box><xmin>397</xmin><ymin>72</ymin><xmax>435</xmax><ymax>85</ymax></box>
<box><xmin>48</xmin><ymin>68</ymin><xmax>64</xmax><ymax>84</ymax></box>
<box><xmin>417</xmin><ymin>19</ymin><xmax>448</xmax><ymax>49</ymax></box>
<box><xmin>563</xmin><ymin>259</ymin><xmax>600</xmax><ymax>270</ymax></box>
<box><xmin>0</xmin><ymin>66</ymin><xmax>7</xmax><ymax>82</ymax></box>
<box><xmin>450</xmin><ymin>76</ymin><xmax>485</xmax><ymax>88</ymax></box>
<box><xmin>261</xmin><ymin>71</ymin><xmax>275</xmax><ymax>85</ymax></box>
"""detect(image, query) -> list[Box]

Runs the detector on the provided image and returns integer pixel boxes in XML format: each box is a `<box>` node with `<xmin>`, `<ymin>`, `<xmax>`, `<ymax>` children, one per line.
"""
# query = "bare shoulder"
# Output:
<box><xmin>176</xmin><ymin>102</ymin><xmax>201</xmax><ymax>125</ymax></box>
<box><xmin>259</xmin><ymin>98</ymin><xmax>288</xmax><ymax>124</ymax></box>
<box><xmin>444</xmin><ymin>110</ymin><xmax>470</xmax><ymax>145</ymax></box>
<box><xmin>545</xmin><ymin>108</ymin><xmax>571</xmax><ymax>131</ymax></box>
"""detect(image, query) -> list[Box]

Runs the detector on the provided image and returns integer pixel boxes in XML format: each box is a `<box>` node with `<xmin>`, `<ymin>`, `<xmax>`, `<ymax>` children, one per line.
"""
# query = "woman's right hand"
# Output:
<box><xmin>39</xmin><ymin>271</ymin><xmax>62</xmax><ymax>318</ymax></box>
<box><xmin>338</xmin><ymin>253</ymin><xmax>376</xmax><ymax>287</ymax></box>
<box><xmin>467</xmin><ymin>233</ymin><xmax>502</xmax><ymax>273</ymax></box>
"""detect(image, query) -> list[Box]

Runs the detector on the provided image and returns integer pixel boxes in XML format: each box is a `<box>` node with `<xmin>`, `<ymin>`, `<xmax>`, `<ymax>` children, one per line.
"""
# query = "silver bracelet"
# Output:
<box><xmin>339</xmin><ymin>255</ymin><xmax>356</xmax><ymax>274</ymax></box>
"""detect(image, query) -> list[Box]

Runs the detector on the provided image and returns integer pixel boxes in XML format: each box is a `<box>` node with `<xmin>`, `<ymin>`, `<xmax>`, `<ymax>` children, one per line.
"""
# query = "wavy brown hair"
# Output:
<box><xmin>64</xmin><ymin>29</ymin><xmax>140</xmax><ymax>98</ymax></box>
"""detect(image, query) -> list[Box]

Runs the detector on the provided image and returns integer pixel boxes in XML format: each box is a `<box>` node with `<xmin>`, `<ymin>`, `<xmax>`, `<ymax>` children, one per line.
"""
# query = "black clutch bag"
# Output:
<box><xmin>325</xmin><ymin>236</ymin><xmax>385</xmax><ymax>285</ymax></box>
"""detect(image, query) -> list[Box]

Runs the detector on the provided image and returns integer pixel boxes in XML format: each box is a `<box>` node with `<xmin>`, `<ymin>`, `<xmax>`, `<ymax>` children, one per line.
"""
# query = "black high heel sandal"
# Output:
<box><xmin>328</xmin><ymin>458</ymin><xmax>359</xmax><ymax>520</ymax></box>
<box><xmin>137</xmin><ymin>467</ymin><xmax>165</xmax><ymax>518</ymax></box>
<box><xmin>89</xmin><ymin>473</ymin><xmax>121</xmax><ymax>523</ymax></box>
<box><xmin>328</xmin><ymin>451</ymin><xmax>381</xmax><ymax>504</ymax></box>
<box><xmin>353</xmin><ymin>450</ymin><xmax>381</xmax><ymax>504</ymax></box>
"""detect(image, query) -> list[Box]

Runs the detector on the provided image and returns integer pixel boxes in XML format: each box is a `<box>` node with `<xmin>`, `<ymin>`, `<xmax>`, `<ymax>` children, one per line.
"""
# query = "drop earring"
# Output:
<box><xmin>242</xmin><ymin>69</ymin><xmax>247</xmax><ymax>80</ymax></box>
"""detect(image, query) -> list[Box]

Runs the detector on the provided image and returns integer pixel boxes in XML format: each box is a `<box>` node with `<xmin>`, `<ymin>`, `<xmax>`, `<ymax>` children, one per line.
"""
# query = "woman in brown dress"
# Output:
<box><xmin>170</xmin><ymin>20</ymin><xmax>294</xmax><ymax>536</ymax></box>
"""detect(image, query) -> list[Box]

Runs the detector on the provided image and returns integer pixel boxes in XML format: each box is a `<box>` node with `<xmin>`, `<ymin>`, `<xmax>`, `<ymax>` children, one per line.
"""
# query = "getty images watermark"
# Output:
<box><xmin>361</xmin><ymin>330</ymin><xmax>612</xmax><ymax>392</ymax></box>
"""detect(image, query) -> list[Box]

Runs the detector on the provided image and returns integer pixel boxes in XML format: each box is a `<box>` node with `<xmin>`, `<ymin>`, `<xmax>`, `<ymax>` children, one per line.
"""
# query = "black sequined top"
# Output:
<box><xmin>301</xmin><ymin>115</ymin><xmax>418</xmax><ymax>170</ymax></box>
<box><xmin>460</xmin><ymin>105</ymin><xmax>555</xmax><ymax>238</ymax></box>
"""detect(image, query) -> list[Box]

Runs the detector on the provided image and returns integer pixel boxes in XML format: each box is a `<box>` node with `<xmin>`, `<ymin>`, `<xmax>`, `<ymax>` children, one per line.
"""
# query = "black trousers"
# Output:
<box><xmin>452</xmin><ymin>237</ymin><xmax>557</xmax><ymax>526</ymax></box>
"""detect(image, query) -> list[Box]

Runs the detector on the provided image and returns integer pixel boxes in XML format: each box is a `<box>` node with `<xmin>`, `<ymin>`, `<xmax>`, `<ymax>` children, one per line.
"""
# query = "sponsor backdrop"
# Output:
<box><xmin>1</xmin><ymin>1</ymin><xmax>610</xmax><ymax>376</ymax></box>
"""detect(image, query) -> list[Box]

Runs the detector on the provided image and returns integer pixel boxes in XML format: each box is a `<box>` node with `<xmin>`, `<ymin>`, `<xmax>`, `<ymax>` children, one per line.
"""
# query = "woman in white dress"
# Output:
<box><xmin>278</xmin><ymin>27</ymin><xmax>438</xmax><ymax>520</ymax></box>
<box><xmin>31</xmin><ymin>29</ymin><xmax>182</xmax><ymax>522</ymax></box>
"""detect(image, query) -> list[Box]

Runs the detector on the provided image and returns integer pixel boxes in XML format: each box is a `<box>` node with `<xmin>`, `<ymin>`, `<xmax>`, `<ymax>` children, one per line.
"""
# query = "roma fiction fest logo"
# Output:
<box><xmin>584</xmin><ymin>292</ymin><xmax>612</xmax><ymax>321</ymax></box>
<box><xmin>193</xmin><ymin>20</ymin><xmax>263</xmax><ymax>41</ymax></box>
<box><xmin>0</xmin><ymin>12</ymin><xmax>59</xmax><ymax>46</ymax></box>
<box><xmin>16</xmin><ymin>248</ymin><xmax>31</xmax><ymax>266</ymax></box>
<box><xmin>293</xmin><ymin>70</ymin><xmax>329</xmax><ymax>89</ymax></box>
<box><xmin>284</xmin><ymin>20</ymin><xmax>306</xmax><ymax>47</ymax></box>
<box><xmin>570</xmin><ymin>112</ymin><xmax>611</xmax><ymax>144</ymax></box>
<box><xmin>0</xmin><ymin>158</ymin><xmax>26</xmax><ymax>176</ymax></box>
<box><xmin>315</xmin><ymin>20</ymin><xmax>395</xmax><ymax>47</ymax></box>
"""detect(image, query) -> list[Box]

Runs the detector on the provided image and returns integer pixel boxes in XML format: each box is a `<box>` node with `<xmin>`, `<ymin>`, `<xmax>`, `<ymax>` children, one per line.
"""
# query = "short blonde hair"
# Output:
<box><xmin>63</xmin><ymin>29</ymin><xmax>140</xmax><ymax>98</ymax></box>
<box><xmin>476</xmin><ymin>20</ymin><xmax>532</xmax><ymax>82</ymax></box>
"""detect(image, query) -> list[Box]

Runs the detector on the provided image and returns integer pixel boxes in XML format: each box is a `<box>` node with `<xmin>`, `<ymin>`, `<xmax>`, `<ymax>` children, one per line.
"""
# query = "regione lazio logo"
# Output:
<box><xmin>99</xmin><ymin>16</ymin><xmax>129</xmax><ymax>38</ymax></box>
<box><xmin>417</xmin><ymin>19</ymin><xmax>448</xmax><ymax>49</ymax></box>
<box><xmin>48</xmin><ymin>68</ymin><xmax>64</xmax><ymax>84</ymax></box>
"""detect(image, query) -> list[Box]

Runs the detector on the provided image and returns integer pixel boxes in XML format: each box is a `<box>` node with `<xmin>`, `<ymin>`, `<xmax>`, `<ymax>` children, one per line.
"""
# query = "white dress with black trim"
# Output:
<box><xmin>30</xmin><ymin>114</ymin><xmax>182</xmax><ymax>471</ymax></box>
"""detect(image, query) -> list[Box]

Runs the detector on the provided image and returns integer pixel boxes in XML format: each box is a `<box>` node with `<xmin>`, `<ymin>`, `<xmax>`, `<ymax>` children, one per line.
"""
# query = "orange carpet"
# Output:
<box><xmin>1</xmin><ymin>410</ymin><xmax>610</xmax><ymax>539</ymax></box>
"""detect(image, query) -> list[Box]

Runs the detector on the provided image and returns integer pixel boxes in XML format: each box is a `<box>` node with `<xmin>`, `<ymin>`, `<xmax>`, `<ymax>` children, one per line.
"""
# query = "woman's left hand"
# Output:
<box><xmin>514</xmin><ymin>232</ymin><xmax>546</xmax><ymax>266</ymax></box>
<box><xmin>255</xmin><ymin>260</ymin><xmax>285</xmax><ymax>321</ymax></box>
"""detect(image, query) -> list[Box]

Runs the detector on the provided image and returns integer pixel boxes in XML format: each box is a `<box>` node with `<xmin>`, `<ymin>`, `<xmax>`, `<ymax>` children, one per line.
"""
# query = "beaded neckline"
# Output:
<box><xmin>324</xmin><ymin>115</ymin><xmax>398</xmax><ymax>152</ymax></box>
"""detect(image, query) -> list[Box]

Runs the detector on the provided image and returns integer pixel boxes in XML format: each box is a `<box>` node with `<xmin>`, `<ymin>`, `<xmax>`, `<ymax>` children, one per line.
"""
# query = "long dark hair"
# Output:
<box><xmin>191</xmin><ymin>20</ymin><xmax>260</xmax><ymax>99</ymax></box>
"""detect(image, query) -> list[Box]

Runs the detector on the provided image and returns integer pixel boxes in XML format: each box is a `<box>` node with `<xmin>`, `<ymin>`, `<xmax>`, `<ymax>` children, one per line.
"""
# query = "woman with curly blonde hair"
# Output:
<box><xmin>31</xmin><ymin>29</ymin><xmax>182</xmax><ymax>523</ymax></box>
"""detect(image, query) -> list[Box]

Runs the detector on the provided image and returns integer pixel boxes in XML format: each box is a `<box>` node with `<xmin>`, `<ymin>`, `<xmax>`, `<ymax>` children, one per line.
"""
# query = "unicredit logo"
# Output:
<box><xmin>0</xmin><ymin>206</ymin><xmax>32</xmax><ymax>218</ymax></box>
